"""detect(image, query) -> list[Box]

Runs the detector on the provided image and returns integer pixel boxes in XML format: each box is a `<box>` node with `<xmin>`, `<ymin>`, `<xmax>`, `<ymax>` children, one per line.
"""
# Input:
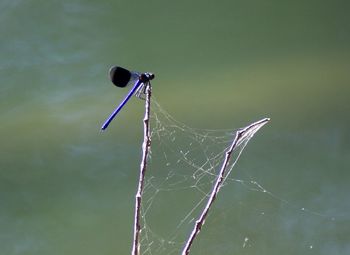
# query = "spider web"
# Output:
<box><xmin>133</xmin><ymin>99</ymin><xmax>269</xmax><ymax>255</ymax></box>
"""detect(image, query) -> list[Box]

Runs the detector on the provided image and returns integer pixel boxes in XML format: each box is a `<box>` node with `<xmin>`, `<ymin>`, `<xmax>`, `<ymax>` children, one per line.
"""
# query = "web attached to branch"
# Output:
<box><xmin>134</xmin><ymin>98</ymin><xmax>336</xmax><ymax>255</ymax></box>
<box><xmin>134</xmin><ymin>100</ymin><xmax>267</xmax><ymax>255</ymax></box>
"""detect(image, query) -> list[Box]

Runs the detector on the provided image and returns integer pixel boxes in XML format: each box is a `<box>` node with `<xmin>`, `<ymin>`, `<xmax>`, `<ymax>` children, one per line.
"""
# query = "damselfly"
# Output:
<box><xmin>101</xmin><ymin>66</ymin><xmax>155</xmax><ymax>131</ymax></box>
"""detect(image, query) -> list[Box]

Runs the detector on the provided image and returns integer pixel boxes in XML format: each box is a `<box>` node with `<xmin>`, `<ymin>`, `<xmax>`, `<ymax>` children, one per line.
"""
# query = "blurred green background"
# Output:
<box><xmin>1</xmin><ymin>0</ymin><xmax>349</xmax><ymax>254</ymax></box>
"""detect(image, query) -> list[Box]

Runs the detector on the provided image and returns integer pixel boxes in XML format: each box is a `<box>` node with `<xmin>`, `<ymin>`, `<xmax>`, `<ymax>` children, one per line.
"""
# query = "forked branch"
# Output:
<box><xmin>181</xmin><ymin>118</ymin><xmax>270</xmax><ymax>255</ymax></box>
<box><xmin>132</xmin><ymin>83</ymin><xmax>152</xmax><ymax>255</ymax></box>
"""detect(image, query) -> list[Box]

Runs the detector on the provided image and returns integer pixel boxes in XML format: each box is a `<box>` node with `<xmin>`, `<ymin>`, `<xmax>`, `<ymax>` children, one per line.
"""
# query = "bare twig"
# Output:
<box><xmin>181</xmin><ymin>118</ymin><xmax>270</xmax><ymax>255</ymax></box>
<box><xmin>132</xmin><ymin>83</ymin><xmax>152</xmax><ymax>255</ymax></box>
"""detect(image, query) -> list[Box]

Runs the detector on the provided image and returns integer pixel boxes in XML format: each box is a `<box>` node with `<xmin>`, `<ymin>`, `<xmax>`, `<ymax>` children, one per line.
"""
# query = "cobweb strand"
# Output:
<box><xmin>136</xmin><ymin>99</ymin><xmax>269</xmax><ymax>255</ymax></box>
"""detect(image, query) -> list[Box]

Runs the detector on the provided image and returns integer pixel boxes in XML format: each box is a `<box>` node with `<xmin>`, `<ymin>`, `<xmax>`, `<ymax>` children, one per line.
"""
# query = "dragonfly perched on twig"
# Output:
<box><xmin>101</xmin><ymin>66</ymin><xmax>155</xmax><ymax>131</ymax></box>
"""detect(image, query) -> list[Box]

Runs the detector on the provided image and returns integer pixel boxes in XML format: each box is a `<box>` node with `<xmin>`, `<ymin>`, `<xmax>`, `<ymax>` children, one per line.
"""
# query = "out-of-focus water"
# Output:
<box><xmin>1</xmin><ymin>0</ymin><xmax>349</xmax><ymax>254</ymax></box>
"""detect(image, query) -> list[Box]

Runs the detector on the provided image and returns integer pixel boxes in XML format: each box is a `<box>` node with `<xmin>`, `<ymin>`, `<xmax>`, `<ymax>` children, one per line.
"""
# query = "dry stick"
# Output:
<box><xmin>132</xmin><ymin>83</ymin><xmax>152</xmax><ymax>255</ymax></box>
<box><xmin>181</xmin><ymin>117</ymin><xmax>270</xmax><ymax>255</ymax></box>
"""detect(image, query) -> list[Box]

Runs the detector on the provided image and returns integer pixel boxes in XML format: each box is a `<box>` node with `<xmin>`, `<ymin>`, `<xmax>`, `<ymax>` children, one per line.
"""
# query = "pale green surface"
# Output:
<box><xmin>1</xmin><ymin>0</ymin><xmax>350</xmax><ymax>254</ymax></box>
